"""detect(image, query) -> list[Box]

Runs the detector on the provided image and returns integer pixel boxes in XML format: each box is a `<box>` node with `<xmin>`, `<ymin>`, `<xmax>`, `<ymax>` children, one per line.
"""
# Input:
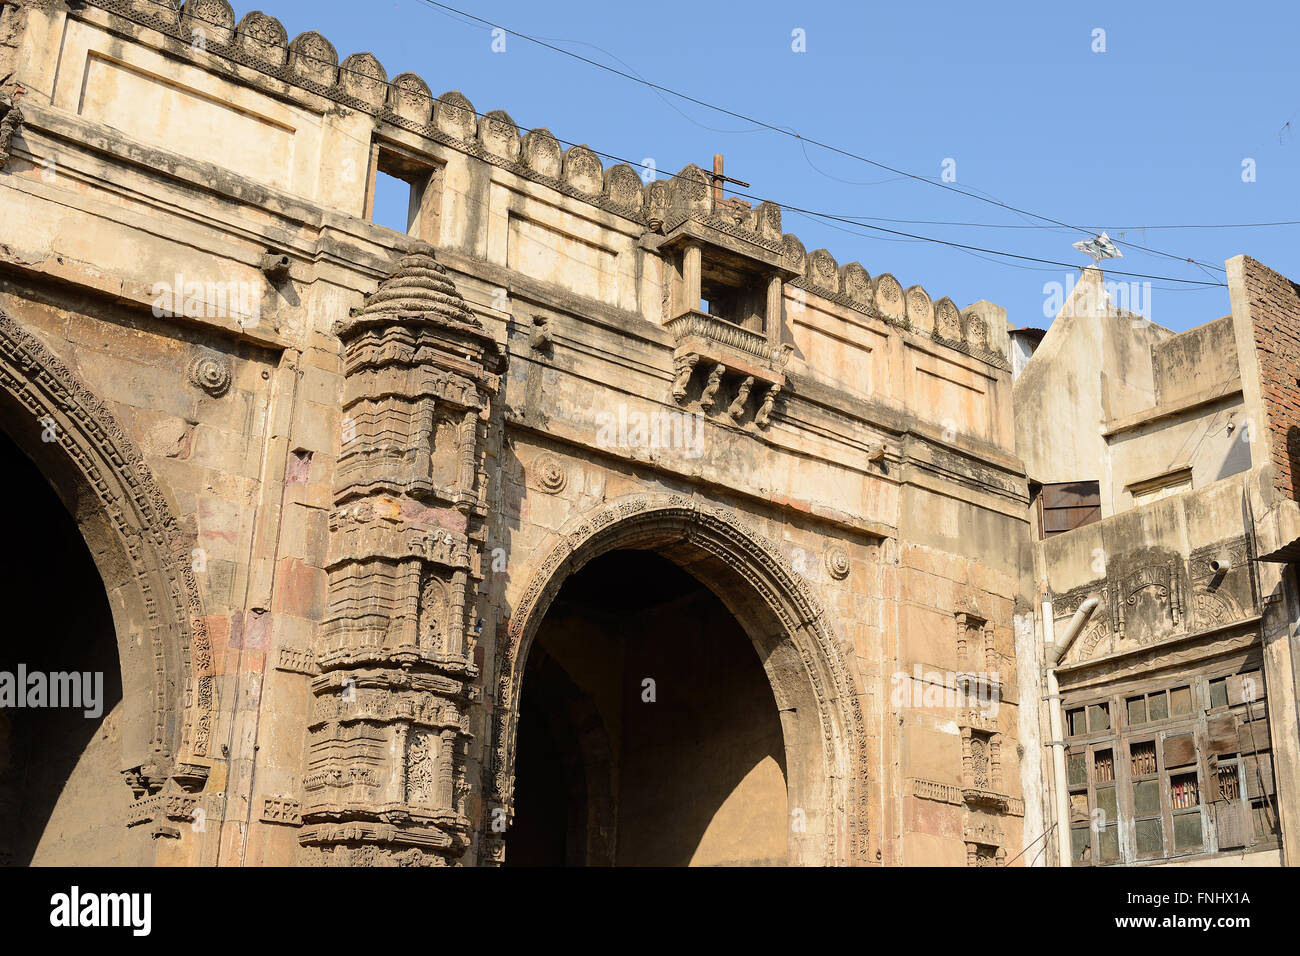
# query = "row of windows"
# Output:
<box><xmin>1065</xmin><ymin>669</ymin><xmax>1278</xmax><ymax>865</ymax></box>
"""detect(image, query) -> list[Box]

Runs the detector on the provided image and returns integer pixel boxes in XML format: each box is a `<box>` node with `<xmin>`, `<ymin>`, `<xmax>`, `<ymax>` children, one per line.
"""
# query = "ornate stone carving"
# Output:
<box><xmin>486</xmin><ymin>494</ymin><xmax>871</xmax><ymax>866</ymax></box>
<box><xmin>478</xmin><ymin>110</ymin><xmax>521</xmax><ymax>161</ymax></box>
<box><xmin>755</xmin><ymin>383</ymin><xmax>782</xmax><ymax>429</ymax></box>
<box><xmin>701</xmin><ymin>363</ymin><xmax>725</xmax><ymax>410</ymax></box>
<box><xmin>288</xmin><ymin>31</ymin><xmax>339</xmax><ymax>87</ymax></box>
<box><xmin>934</xmin><ymin>297</ymin><xmax>962</xmax><ymax>341</ymax></box>
<box><xmin>727</xmin><ymin>376</ymin><xmax>754</xmax><ymax>422</ymax></box>
<box><xmin>0</xmin><ymin>312</ymin><xmax>213</xmax><ymax>787</ymax></box>
<box><xmin>340</xmin><ymin>53</ymin><xmax>387</xmax><ymax>108</ymax></box>
<box><xmin>806</xmin><ymin>249</ymin><xmax>839</xmax><ymax>295</ymax></box>
<box><xmin>905</xmin><ymin>286</ymin><xmax>932</xmax><ymax>331</ymax></box>
<box><xmin>872</xmin><ymin>274</ymin><xmax>905</xmax><ymax>321</ymax></box>
<box><xmin>669</xmin><ymin>164</ymin><xmax>711</xmax><ymax>215</ymax></box>
<box><xmin>131</xmin><ymin>0</ymin><xmax>180</xmax><ymax>24</ymax></box>
<box><xmin>261</xmin><ymin>797</ymin><xmax>303</xmax><ymax>826</ymax></box>
<box><xmin>521</xmin><ymin>128</ymin><xmax>562</xmax><ymax>179</ymax></box>
<box><xmin>781</xmin><ymin>234</ymin><xmax>807</xmax><ymax>274</ymax></box>
<box><xmin>304</xmin><ymin>243</ymin><xmax>502</xmax><ymax>866</ymax></box>
<box><xmin>603</xmin><ymin>163</ymin><xmax>643</xmax><ymax>210</ymax></box>
<box><xmin>839</xmin><ymin>262</ymin><xmax>873</xmax><ymax>308</ymax></box>
<box><xmin>389</xmin><ymin>72</ymin><xmax>433</xmax><ymax>124</ymax></box>
<box><xmin>964</xmin><ymin>309</ymin><xmax>988</xmax><ymax>350</ymax></box>
<box><xmin>188</xmin><ymin>353</ymin><xmax>232</xmax><ymax>397</ymax></box>
<box><xmin>563</xmin><ymin>145</ymin><xmax>604</xmax><ymax>195</ymax></box>
<box><xmin>235</xmin><ymin>12</ymin><xmax>288</xmax><ymax>65</ymax></box>
<box><xmin>433</xmin><ymin>91</ymin><xmax>477</xmax><ymax>142</ymax></box>
<box><xmin>825</xmin><ymin>544</ymin><xmax>851</xmax><ymax>580</ymax></box>
<box><xmin>532</xmin><ymin>453</ymin><xmax>567</xmax><ymax>494</ymax></box>
<box><xmin>182</xmin><ymin>0</ymin><xmax>235</xmax><ymax>46</ymax></box>
<box><xmin>671</xmin><ymin>352</ymin><xmax>699</xmax><ymax>403</ymax></box>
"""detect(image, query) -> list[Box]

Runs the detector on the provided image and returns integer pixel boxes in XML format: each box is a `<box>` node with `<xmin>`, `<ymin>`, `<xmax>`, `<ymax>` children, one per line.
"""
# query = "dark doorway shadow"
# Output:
<box><xmin>0</xmin><ymin>427</ymin><xmax>123</xmax><ymax>865</ymax></box>
<box><xmin>508</xmin><ymin>549</ymin><xmax>788</xmax><ymax>866</ymax></box>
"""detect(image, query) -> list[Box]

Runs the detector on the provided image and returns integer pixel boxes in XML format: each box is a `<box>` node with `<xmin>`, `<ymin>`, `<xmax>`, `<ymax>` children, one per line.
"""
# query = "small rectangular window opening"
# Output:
<box><xmin>364</xmin><ymin>141</ymin><xmax>444</xmax><ymax>243</ymax></box>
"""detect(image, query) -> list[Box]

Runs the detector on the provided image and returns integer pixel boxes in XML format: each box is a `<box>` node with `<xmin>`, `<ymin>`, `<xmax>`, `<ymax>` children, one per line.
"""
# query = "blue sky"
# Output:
<box><xmin>267</xmin><ymin>0</ymin><xmax>1299</xmax><ymax>332</ymax></box>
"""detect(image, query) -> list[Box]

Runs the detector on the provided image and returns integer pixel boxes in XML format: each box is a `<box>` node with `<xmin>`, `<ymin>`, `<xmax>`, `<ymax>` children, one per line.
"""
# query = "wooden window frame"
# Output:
<box><xmin>1064</xmin><ymin>665</ymin><xmax>1277</xmax><ymax>866</ymax></box>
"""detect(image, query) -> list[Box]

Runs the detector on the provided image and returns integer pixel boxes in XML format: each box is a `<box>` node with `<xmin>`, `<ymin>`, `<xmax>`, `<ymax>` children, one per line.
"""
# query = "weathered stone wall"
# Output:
<box><xmin>0</xmin><ymin>0</ymin><xmax>1030</xmax><ymax>866</ymax></box>
<box><xmin>1014</xmin><ymin>254</ymin><xmax>1300</xmax><ymax>867</ymax></box>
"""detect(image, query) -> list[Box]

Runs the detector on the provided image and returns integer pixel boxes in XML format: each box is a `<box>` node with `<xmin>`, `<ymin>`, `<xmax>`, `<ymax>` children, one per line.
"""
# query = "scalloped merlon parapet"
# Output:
<box><xmin>389</xmin><ymin>72</ymin><xmax>433</xmax><ymax>124</ymax></box>
<box><xmin>289</xmin><ymin>30</ymin><xmax>338</xmax><ymax>87</ymax></box>
<box><xmin>236</xmin><ymin>11</ymin><xmax>288</xmax><ymax>65</ymax></box>
<box><xmin>91</xmin><ymin>1</ymin><xmax>1007</xmax><ymax>368</ymax></box>
<box><xmin>183</xmin><ymin>0</ymin><xmax>234</xmax><ymax>45</ymax></box>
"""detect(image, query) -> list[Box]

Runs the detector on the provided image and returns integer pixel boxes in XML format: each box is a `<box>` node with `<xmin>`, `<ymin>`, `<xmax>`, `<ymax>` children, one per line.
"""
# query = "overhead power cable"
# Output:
<box><xmin>415</xmin><ymin>0</ymin><xmax>1228</xmax><ymax>275</ymax></box>
<box><xmin>91</xmin><ymin>0</ymin><xmax>1223</xmax><ymax>288</ymax></box>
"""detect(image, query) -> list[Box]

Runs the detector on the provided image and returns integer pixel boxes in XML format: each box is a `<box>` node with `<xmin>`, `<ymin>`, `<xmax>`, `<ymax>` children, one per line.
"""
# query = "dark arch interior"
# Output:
<box><xmin>506</xmin><ymin>549</ymin><xmax>788</xmax><ymax>867</ymax></box>
<box><xmin>0</xmin><ymin>426</ymin><xmax>125</xmax><ymax>865</ymax></box>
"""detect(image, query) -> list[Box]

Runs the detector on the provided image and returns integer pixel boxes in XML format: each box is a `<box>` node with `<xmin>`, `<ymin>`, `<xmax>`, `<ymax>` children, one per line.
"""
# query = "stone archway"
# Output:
<box><xmin>0</xmin><ymin>312</ymin><xmax>214</xmax><ymax>821</ymax></box>
<box><xmin>486</xmin><ymin>492</ymin><xmax>871</xmax><ymax>866</ymax></box>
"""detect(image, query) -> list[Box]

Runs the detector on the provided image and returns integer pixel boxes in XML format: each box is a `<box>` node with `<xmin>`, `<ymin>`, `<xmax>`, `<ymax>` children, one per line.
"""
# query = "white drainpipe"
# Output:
<box><xmin>1044</xmin><ymin>595</ymin><xmax>1100</xmax><ymax>867</ymax></box>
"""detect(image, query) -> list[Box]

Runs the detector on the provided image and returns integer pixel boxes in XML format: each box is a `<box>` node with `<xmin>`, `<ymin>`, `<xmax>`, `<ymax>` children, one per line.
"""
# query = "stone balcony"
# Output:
<box><xmin>667</xmin><ymin>310</ymin><xmax>793</xmax><ymax>428</ymax></box>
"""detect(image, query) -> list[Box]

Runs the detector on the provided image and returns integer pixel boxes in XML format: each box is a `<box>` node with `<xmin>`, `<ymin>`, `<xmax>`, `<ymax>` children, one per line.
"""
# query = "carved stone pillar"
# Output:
<box><xmin>765</xmin><ymin>273</ymin><xmax>783</xmax><ymax>343</ymax></box>
<box><xmin>681</xmin><ymin>242</ymin><xmax>702</xmax><ymax>314</ymax></box>
<box><xmin>298</xmin><ymin>242</ymin><xmax>503</xmax><ymax>866</ymax></box>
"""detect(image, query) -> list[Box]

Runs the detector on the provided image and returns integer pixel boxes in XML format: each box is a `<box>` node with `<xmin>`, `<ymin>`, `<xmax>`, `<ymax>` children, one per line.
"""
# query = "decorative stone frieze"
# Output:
<box><xmin>301</xmin><ymin>242</ymin><xmax>503</xmax><ymax>866</ymax></box>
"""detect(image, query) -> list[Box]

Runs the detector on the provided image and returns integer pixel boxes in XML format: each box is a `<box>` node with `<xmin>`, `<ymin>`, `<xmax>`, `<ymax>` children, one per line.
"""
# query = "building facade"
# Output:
<box><xmin>0</xmin><ymin>0</ymin><xmax>1294</xmax><ymax>867</ymax></box>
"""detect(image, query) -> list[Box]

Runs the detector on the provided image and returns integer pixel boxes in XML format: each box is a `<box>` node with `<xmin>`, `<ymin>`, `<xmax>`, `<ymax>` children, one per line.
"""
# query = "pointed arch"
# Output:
<box><xmin>0</xmin><ymin>311</ymin><xmax>213</xmax><ymax>794</ymax></box>
<box><xmin>486</xmin><ymin>492</ymin><xmax>871</xmax><ymax>865</ymax></box>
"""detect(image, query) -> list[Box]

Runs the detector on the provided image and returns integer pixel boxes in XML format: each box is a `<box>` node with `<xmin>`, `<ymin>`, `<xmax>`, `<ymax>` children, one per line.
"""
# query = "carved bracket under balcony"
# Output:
<box><xmin>669</xmin><ymin>312</ymin><xmax>792</xmax><ymax>428</ymax></box>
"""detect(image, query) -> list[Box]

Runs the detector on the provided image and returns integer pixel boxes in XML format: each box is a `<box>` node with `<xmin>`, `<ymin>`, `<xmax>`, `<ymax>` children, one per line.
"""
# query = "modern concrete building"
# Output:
<box><xmin>0</xmin><ymin>0</ymin><xmax>1294</xmax><ymax>867</ymax></box>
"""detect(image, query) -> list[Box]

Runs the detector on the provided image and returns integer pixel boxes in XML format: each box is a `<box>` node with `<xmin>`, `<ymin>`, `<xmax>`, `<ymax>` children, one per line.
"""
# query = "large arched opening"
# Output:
<box><xmin>489</xmin><ymin>494</ymin><xmax>870</xmax><ymax>867</ymax></box>
<box><xmin>0</xmin><ymin>312</ymin><xmax>214</xmax><ymax>864</ymax></box>
<box><xmin>0</xmin><ymin>426</ymin><xmax>129</xmax><ymax>864</ymax></box>
<box><xmin>505</xmin><ymin>549</ymin><xmax>789</xmax><ymax>866</ymax></box>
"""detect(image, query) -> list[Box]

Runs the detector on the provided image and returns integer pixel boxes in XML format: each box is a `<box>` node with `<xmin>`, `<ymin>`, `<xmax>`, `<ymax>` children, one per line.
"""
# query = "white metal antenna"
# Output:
<box><xmin>1072</xmin><ymin>231</ymin><xmax>1123</xmax><ymax>266</ymax></box>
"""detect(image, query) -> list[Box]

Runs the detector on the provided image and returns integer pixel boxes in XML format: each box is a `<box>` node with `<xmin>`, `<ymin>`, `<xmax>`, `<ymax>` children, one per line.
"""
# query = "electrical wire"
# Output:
<box><xmin>414</xmin><ymin>0</ymin><xmax>1229</xmax><ymax>275</ymax></box>
<box><xmin>93</xmin><ymin>0</ymin><xmax>1226</xmax><ymax>288</ymax></box>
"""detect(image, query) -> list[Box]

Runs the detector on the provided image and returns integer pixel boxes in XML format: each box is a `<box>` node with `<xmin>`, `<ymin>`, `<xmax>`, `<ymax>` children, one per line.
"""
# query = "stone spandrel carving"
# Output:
<box><xmin>302</xmin><ymin>243</ymin><xmax>502</xmax><ymax>866</ymax></box>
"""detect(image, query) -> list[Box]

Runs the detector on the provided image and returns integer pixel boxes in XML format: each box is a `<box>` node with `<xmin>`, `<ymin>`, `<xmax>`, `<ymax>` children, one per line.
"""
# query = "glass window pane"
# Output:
<box><xmin>1070</xmin><ymin>792</ymin><xmax>1090</xmax><ymax>819</ymax></box>
<box><xmin>1088</xmin><ymin>703</ymin><xmax>1110</xmax><ymax>732</ymax></box>
<box><xmin>1068</xmin><ymin>753</ymin><xmax>1086</xmax><ymax>788</ymax></box>
<box><xmin>1127</xmin><ymin>696</ymin><xmax>1147</xmax><ymax>726</ymax></box>
<box><xmin>1170</xmin><ymin>686</ymin><xmax>1192</xmax><ymax>716</ymax></box>
<box><xmin>1210</xmin><ymin>678</ymin><xmax>1228</xmax><ymax>710</ymax></box>
<box><xmin>1174</xmin><ymin>812</ymin><xmax>1203</xmax><ymax>851</ymax></box>
<box><xmin>1067</xmin><ymin>708</ymin><xmax>1086</xmax><ymax>736</ymax></box>
<box><xmin>1149</xmin><ymin>692</ymin><xmax>1169</xmax><ymax>721</ymax></box>
<box><xmin>1099</xmin><ymin>824</ymin><xmax>1120</xmax><ymax>862</ymax></box>
<box><xmin>1071</xmin><ymin>825</ymin><xmax>1092</xmax><ymax>863</ymax></box>
<box><xmin>1134</xmin><ymin>779</ymin><xmax>1161</xmax><ymax>816</ymax></box>
<box><xmin>1136</xmin><ymin>817</ymin><xmax>1164</xmax><ymax>855</ymax></box>
<box><xmin>1097</xmin><ymin>785</ymin><xmax>1117</xmax><ymax>822</ymax></box>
